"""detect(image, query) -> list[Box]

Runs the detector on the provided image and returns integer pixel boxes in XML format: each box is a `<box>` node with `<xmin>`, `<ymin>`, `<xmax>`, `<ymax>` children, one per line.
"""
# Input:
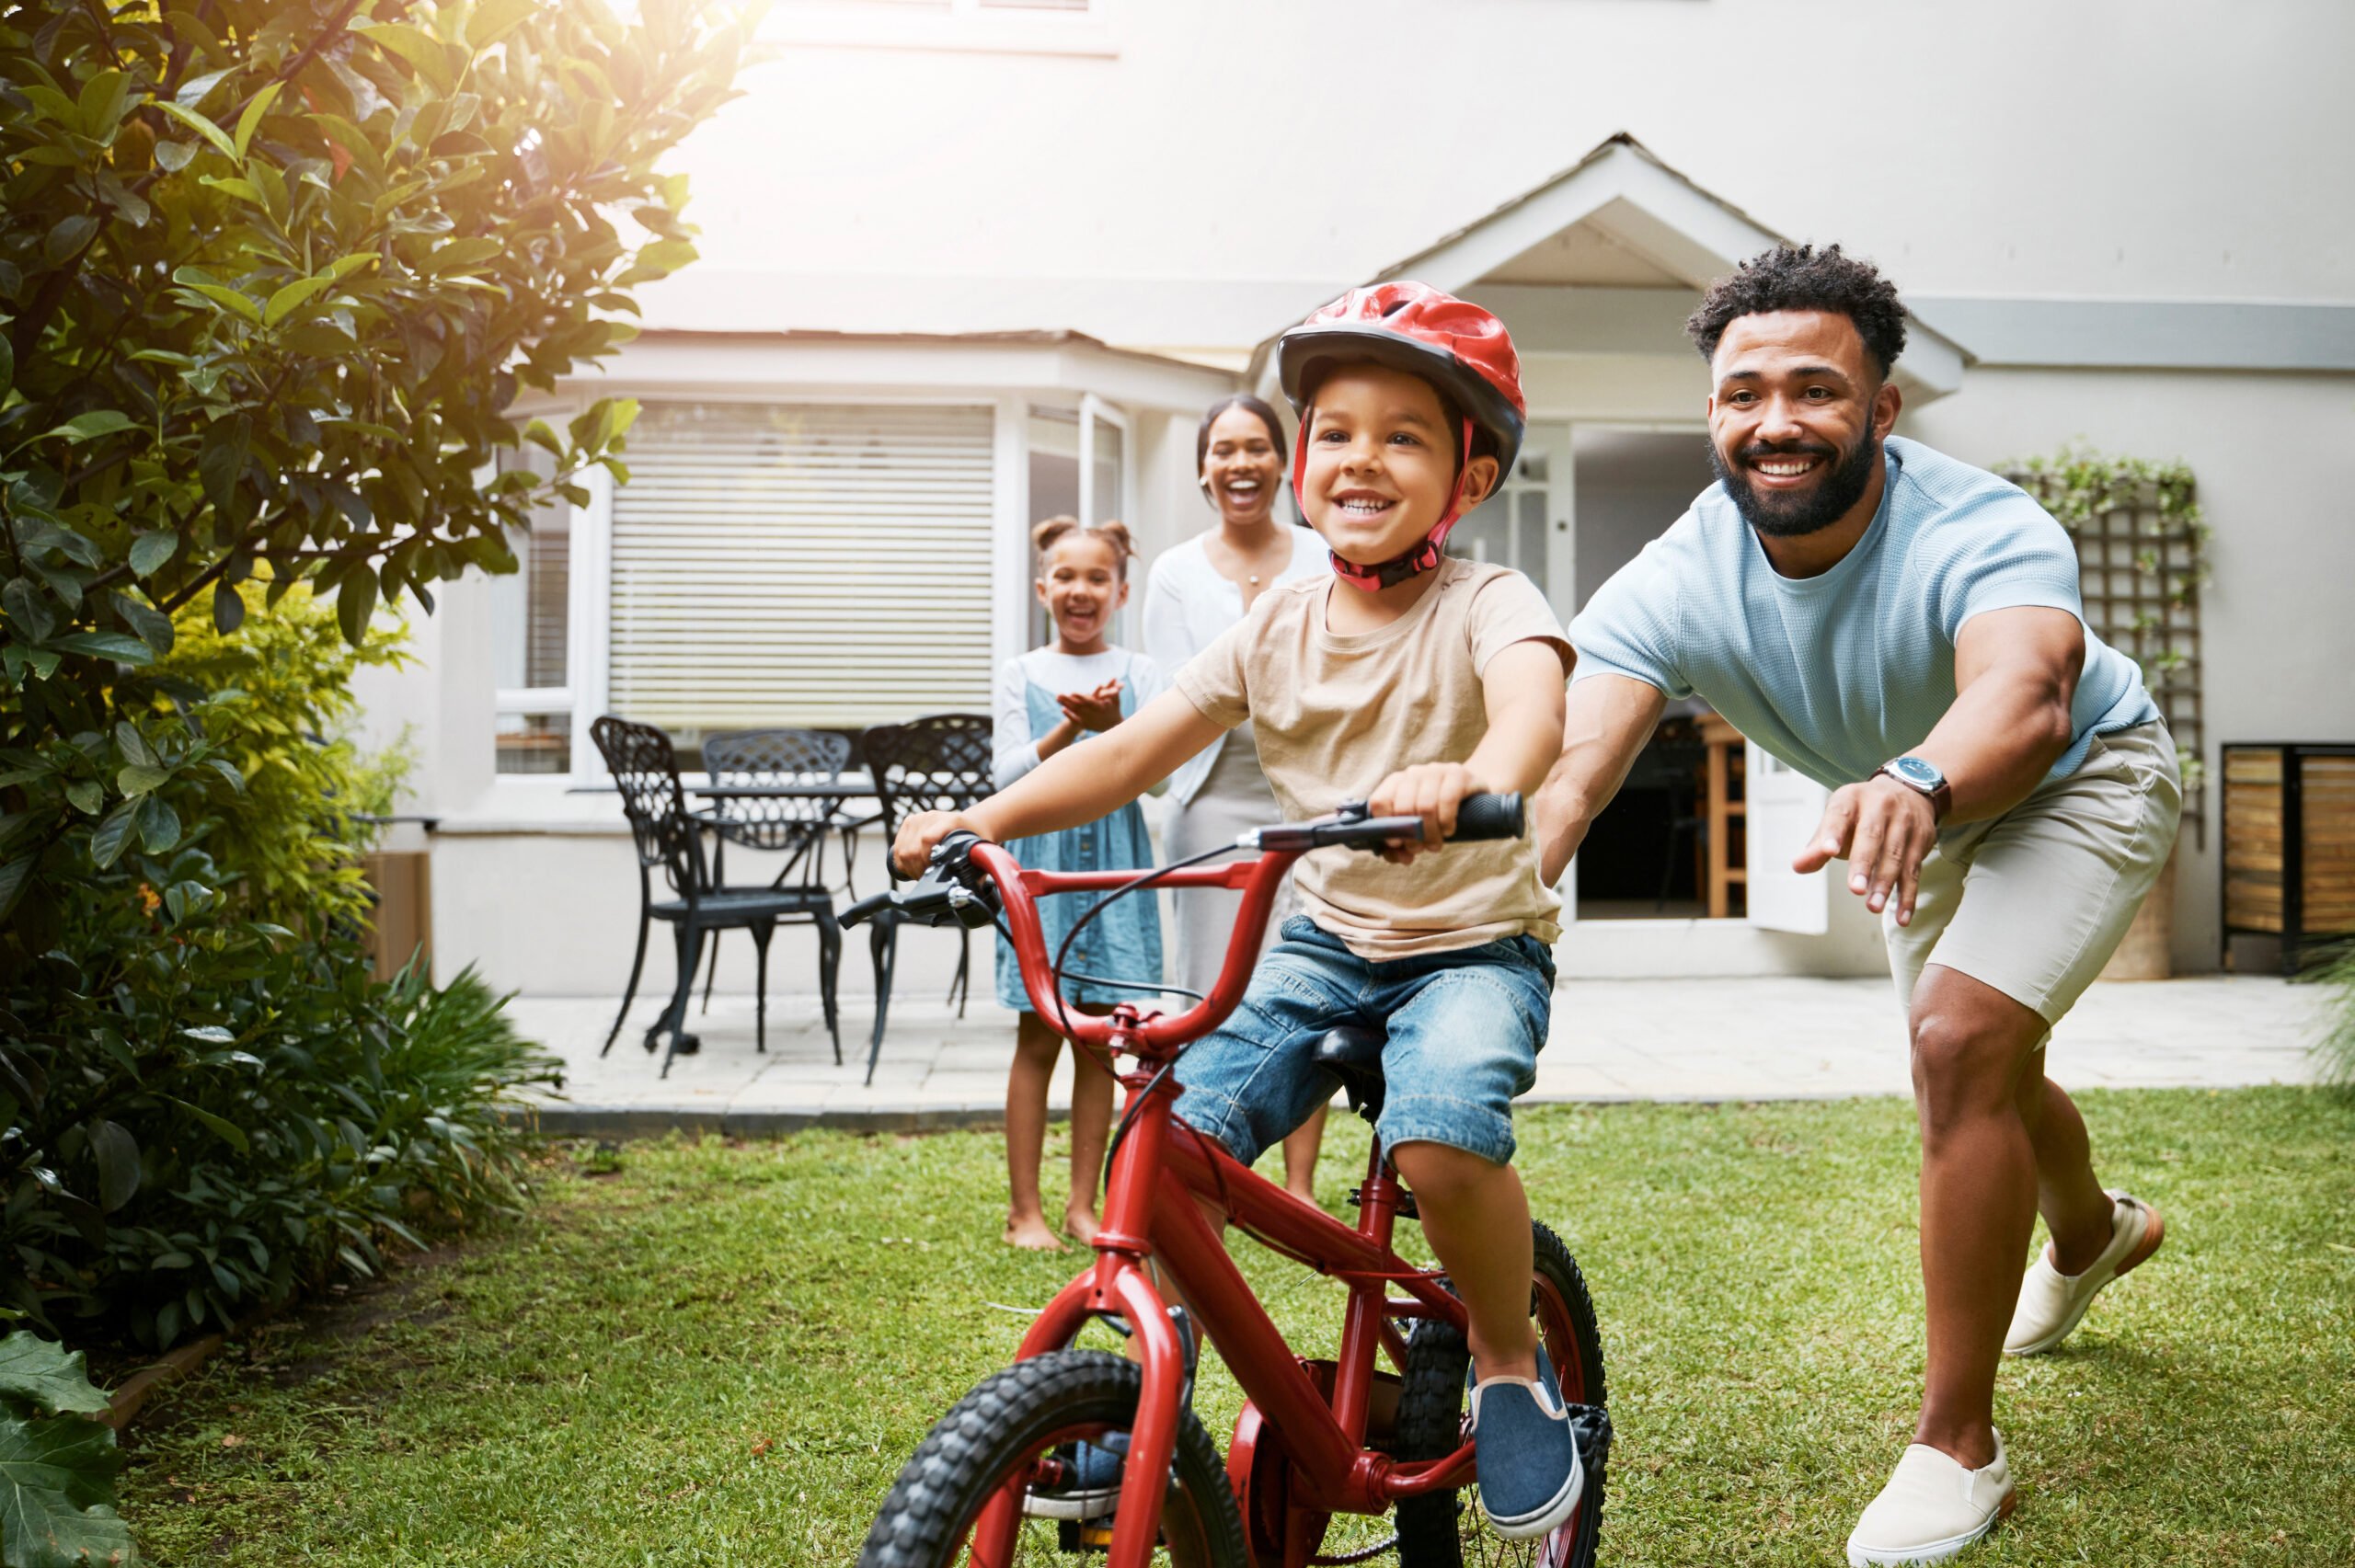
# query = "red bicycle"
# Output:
<box><xmin>848</xmin><ymin>795</ymin><xmax>1610</xmax><ymax>1568</ymax></box>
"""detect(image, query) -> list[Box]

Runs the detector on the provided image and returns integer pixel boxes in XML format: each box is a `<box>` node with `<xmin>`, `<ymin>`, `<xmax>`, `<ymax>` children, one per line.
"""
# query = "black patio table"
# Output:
<box><xmin>690</xmin><ymin>774</ymin><xmax>890</xmax><ymax>900</ymax></box>
<box><xmin>691</xmin><ymin>773</ymin><xmax>877</xmax><ymax>804</ymax></box>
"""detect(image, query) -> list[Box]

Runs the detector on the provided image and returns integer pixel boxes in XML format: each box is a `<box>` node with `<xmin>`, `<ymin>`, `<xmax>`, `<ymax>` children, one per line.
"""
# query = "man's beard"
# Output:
<box><xmin>1709</xmin><ymin>429</ymin><xmax>1881</xmax><ymax>539</ymax></box>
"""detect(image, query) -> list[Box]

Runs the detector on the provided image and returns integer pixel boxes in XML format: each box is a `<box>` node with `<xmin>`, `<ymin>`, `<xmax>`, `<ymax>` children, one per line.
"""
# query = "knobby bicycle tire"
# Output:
<box><xmin>858</xmin><ymin>1347</ymin><xmax>1249</xmax><ymax>1568</ymax></box>
<box><xmin>1392</xmin><ymin>1220</ymin><xmax>1610</xmax><ymax>1568</ymax></box>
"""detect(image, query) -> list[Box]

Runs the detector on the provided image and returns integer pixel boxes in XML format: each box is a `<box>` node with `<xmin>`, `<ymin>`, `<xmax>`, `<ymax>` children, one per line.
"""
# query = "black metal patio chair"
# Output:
<box><xmin>857</xmin><ymin>713</ymin><xmax>994</xmax><ymax>1084</ymax></box>
<box><xmin>590</xmin><ymin>716</ymin><xmax>843</xmax><ymax>1078</ymax></box>
<box><xmin>693</xmin><ymin>727</ymin><xmax>854</xmax><ymax>1017</ymax></box>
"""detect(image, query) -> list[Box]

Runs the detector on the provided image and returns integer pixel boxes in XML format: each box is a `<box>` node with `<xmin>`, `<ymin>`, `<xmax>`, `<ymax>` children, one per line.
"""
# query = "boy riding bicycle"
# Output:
<box><xmin>894</xmin><ymin>281</ymin><xmax>1581</xmax><ymax>1538</ymax></box>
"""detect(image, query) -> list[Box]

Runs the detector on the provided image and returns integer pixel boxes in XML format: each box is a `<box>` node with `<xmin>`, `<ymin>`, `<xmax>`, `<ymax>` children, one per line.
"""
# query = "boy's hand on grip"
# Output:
<box><xmin>892</xmin><ymin>809</ymin><xmax>985</xmax><ymax>878</ymax></box>
<box><xmin>1367</xmin><ymin>761</ymin><xmax>1482</xmax><ymax>864</ymax></box>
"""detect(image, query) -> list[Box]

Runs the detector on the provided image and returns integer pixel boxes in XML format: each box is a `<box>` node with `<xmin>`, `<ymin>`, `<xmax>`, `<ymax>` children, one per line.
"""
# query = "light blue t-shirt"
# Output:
<box><xmin>1567</xmin><ymin>436</ymin><xmax>2159</xmax><ymax>791</ymax></box>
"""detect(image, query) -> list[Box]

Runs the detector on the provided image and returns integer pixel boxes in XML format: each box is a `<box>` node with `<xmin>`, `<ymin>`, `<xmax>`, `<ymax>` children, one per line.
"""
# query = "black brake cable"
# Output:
<box><xmin>985</xmin><ymin>914</ymin><xmax>1203</xmax><ymax>1003</ymax></box>
<box><xmin>1045</xmin><ymin>841</ymin><xmax>1247</xmax><ymax>1044</ymax></box>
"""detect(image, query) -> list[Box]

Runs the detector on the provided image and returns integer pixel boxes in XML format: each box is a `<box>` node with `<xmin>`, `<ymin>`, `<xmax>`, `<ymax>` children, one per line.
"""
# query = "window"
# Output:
<box><xmin>490</xmin><ymin>446</ymin><xmax>574</xmax><ymax>775</ymax></box>
<box><xmin>604</xmin><ymin>402</ymin><xmax>997</xmax><ymax>745</ymax></box>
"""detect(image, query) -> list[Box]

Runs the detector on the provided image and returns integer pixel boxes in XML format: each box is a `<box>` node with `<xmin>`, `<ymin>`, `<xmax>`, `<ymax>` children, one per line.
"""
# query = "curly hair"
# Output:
<box><xmin>1685</xmin><ymin>244</ymin><xmax>1908</xmax><ymax>378</ymax></box>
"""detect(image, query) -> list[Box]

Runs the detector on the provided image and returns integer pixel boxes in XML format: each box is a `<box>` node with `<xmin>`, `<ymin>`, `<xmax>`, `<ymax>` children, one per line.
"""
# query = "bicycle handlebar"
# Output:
<box><xmin>838</xmin><ymin>794</ymin><xmax>1523</xmax><ymax>933</ymax></box>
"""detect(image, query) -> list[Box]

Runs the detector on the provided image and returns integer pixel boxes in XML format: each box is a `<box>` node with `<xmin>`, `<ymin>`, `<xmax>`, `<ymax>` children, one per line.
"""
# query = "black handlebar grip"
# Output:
<box><xmin>1448</xmin><ymin>791</ymin><xmax>1525</xmax><ymax>842</ymax></box>
<box><xmin>839</xmin><ymin>891</ymin><xmax>895</xmax><ymax>929</ymax></box>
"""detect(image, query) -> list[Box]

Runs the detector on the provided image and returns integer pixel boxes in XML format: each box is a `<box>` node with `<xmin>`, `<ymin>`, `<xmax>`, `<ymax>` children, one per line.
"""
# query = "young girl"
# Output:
<box><xmin>990</xmin><ymin>517</ymin><xmax>1165</xmax><ymax>1250</ymax></box>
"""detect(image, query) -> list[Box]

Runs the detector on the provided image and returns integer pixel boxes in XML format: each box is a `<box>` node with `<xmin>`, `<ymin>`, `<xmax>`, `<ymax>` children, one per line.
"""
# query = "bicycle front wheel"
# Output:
<box><xmin>858</xmin><ymin>1348</ymin><xmax>1248</xmax><ymax>1568</ymax></box>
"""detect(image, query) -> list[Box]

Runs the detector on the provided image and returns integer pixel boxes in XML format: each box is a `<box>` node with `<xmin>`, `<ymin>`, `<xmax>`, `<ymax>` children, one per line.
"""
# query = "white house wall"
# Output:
<box><xmin>1905</xmin><ymin>368</ymin><xmax>2355</xmax><ymax>976</ymax></box>
<box><xmin>654</xmin><ymin>1</ymin><xmax>2355</xmax><ymax>349</ymax></box>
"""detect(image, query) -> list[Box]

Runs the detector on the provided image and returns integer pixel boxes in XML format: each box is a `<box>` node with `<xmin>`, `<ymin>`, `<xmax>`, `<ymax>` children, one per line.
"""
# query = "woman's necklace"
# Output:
<box><xmin>1226</xmin><ymin>521</ymin><xmax>1283</xmax><ymax>589</ymax></box>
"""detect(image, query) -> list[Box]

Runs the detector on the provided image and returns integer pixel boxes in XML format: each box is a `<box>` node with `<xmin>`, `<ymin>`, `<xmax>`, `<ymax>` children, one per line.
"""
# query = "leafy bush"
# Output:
<box><xmin>143</xmin><ymin>577</ymin><xmax>409</xmax><ymax>927</ymax></box>
<box><xmin>0</xmin><ymin>592</ymin><xmax>558</xmax><ymax>1349</ymax></box>
<box><xmin>0</xmin><ymin>1331</ymin><xmax>132</xmax><ymax>1567</ymax></box>
<box><xmin>0</xmin><ymin>0</ymin><xmax>758</xmax><ymax>955</ymax></box>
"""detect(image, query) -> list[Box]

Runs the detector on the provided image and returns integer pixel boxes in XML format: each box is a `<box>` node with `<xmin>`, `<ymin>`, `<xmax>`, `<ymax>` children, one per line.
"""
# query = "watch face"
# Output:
<box><xmin>1889</xmin><ymin>756</ymin><xmax>1944</xmax><ymax>789</ymax></box>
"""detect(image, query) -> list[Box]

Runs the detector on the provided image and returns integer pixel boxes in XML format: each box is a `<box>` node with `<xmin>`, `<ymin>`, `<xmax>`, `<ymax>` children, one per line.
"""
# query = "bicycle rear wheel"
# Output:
<box><xmin>1392</xmin><ymin>1220</ymin><xmax>1609</xmax><ymax>1568</ymax></box>
<box><xmin>858</xmin><ymin>1348</ymin><xmax>1248</xmax><ymax>1567</ymax></box>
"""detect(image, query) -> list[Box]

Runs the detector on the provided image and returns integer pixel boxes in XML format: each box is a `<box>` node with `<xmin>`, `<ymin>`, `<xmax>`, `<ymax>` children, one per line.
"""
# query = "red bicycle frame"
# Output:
<box><xmin>959</xmin><ymin>840</ymin><xmax>1478</xmax><ymax>1568</ymax></box>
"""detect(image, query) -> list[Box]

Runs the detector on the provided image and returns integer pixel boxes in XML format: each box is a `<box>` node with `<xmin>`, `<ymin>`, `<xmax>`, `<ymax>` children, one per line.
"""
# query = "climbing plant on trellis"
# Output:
<box><xmin>2004</xmin><ymin>448</ymin><xmax>2208</xmax><ymax>832</ymax></box>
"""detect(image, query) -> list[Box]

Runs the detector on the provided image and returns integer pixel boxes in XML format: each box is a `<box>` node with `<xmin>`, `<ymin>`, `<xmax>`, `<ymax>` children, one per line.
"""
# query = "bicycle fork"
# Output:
<box><xmin>974</xmin><ymin>1053</ymin><xmax>1193</xmax><ymax>1568</ymax></box>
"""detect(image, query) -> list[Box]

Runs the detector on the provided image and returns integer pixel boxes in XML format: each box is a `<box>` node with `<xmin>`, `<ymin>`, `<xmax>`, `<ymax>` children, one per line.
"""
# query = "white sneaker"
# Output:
<box><xmin>2004</xmin><ymin>1189</ymin><xmax>2165</xmax><ymax>1356</ymax></box>
<box><xmin>1845</xmin><ymin>1432</ymin><xmax>2016</xmax><ymax>1567</ymax></box>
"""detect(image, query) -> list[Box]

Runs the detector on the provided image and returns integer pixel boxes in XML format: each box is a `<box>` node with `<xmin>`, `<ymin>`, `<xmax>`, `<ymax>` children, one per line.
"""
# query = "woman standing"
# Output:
<box><xmin>1142</xmin><ymin>395</ymin><xmax>1330</xmax><ymax>1202</ymax></box>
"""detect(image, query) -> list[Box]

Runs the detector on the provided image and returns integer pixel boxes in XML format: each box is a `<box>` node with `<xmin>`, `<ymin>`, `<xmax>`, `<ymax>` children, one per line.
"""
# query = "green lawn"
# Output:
<box><xmin>122</xmin><ymin>1088</ymin><xmax>2354</xmax><ymax>1565</ymax></box>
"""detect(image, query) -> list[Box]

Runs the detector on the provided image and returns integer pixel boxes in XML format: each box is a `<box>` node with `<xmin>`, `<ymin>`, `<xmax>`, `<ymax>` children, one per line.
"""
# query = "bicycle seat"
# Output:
<box><xmin>1308</xmin><ymin>1024</ymin><xmax>1386</xmax><ymax>1125</ymax></box>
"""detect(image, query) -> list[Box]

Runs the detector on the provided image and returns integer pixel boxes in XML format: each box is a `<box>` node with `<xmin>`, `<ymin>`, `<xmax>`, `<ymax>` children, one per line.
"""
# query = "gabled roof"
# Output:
<box><xmin>1248</xmin><ymin>133</ymin><xmax>1970</xmax><ymax>401</ymax></box>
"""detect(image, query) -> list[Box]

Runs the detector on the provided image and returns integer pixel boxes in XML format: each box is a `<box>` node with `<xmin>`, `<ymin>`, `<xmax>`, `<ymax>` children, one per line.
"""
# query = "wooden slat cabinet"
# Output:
<box><xmin>2221</xmin><ymin>742</ymin><xmax>2355</xmax><ymax>974</ymax></box>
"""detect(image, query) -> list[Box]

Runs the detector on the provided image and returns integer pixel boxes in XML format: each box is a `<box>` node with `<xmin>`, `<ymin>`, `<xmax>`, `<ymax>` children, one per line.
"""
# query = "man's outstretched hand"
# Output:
<box><xmin>1793</xmin><ymin>777</ymin><xmax>1939</xmax><ymax>926</ymax></box>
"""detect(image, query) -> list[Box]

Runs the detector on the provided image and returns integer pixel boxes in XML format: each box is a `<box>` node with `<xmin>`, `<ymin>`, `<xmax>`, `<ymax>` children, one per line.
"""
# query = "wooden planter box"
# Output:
<box><xmin>362</xmin><ymin>850</ymin><xmax>433</xmax><ymax>982</ymax></box>
<box><xmin>2221</xmin><ymin>742</ymin><xmax>2355</xmax><ymax>975</ymax></box>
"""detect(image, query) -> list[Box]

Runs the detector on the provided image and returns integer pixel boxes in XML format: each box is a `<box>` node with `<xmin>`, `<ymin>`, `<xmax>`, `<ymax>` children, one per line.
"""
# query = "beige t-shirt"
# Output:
<box><xmin>1174</xmin><ymin>557</ymin><xmax>1573</xmax><ymax>960</ymax></box>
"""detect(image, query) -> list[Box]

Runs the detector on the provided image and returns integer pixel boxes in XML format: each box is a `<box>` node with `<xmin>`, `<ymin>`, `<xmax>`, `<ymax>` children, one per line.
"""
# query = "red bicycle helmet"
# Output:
<box><xmin>1277</xmin><ymin>280</ymin><xmax>1527</xmax><ymax>589</ymax></box>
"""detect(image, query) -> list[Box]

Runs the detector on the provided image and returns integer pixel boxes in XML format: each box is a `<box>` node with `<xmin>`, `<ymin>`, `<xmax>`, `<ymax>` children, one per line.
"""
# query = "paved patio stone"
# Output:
<box><xmin>506</xmin><ymin>974</ymin><xmax>2329</xmax><ymax>1136</ymax></box>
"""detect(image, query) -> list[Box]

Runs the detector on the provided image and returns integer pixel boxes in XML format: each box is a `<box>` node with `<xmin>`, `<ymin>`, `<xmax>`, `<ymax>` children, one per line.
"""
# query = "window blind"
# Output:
<box><xmin>608</xmin><ymin>402</ymin><xmax>997</xmax><ymax>732</ymax></box>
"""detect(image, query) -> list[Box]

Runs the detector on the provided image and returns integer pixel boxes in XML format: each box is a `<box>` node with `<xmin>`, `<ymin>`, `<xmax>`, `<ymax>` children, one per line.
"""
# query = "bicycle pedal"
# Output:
<box><xmin>1057</xmin><ymin>1519</ymin><xmax>1111</xmax><ymax>1553</ymax></box>
<box><xmin>1346</xmin><ymin>1186</ymin><xmax>1418</xmax><ymax>1219</ymax></box>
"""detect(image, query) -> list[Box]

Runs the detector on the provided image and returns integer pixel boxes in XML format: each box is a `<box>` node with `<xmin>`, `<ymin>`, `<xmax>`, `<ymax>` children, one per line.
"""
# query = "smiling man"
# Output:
<box><xmin>1534</xmin><ymin>246</ymin><xmax>2181</xmax><ymax>1566</ymax></box>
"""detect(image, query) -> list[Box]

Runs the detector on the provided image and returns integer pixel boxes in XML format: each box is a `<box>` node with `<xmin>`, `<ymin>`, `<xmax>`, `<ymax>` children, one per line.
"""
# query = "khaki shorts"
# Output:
<box><xmin>1886</xmin><ymin>722</ymin><xmax>2182</xmax><ymax>1034</ymax></box>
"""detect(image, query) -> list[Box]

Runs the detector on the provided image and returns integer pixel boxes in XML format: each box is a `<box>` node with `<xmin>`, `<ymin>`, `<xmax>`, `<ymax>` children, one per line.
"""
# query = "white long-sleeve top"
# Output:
<box><xmin>1141</xmin><ymin>526</ymin><xmax>1325</xmax><ymax>805</ymax></box>
<box><xmin>992</xmin><ymin>645</ymin><xmax>1168</xmax><ymax>790</ymax></box>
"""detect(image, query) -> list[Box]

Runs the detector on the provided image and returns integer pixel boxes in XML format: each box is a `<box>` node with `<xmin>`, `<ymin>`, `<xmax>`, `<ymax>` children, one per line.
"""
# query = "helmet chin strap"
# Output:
<box><xmin>1296</xmin><ymin>415</ymin><xmax>1480</xmax><ymax>592</ymax></box>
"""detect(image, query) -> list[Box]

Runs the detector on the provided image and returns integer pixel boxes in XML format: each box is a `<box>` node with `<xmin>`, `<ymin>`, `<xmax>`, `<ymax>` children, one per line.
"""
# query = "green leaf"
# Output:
<box><xmin>0</xmin><ymin>1333</ymin><xmax>111</xmax><ymax>1416</ymax></box>
<box><xmin>135</xmin><ymin>794</ymin><xmax>179</xmax><ymax>855</ymax></box>
<box><xmin>63</xmin><ymin>781</ymin><xmax>100</xmax><ymax>816</ymax></box>
<box><xmin>0</xmin><ymin>855</ymin><xmax>29</xmax><ymax>921</ymax></box>
<box><xmin>160</xmin><ymin>1097</ymin><xmax>250</xmax><ymax>1155</ymax></box>
<box><xmin>115</xmin><ymin>765</ymin><xmax>169</xmax><ymax>798</ymax></box>
<box><xmin>43</xmin><ymin>214</ymin><xmax>98</xmax><ymax>267</ymax></box>
<box><xmin>212</xmin><ymin>581</ymin><xmax>246</xmax><ymax>635</ymax></box>
<box><xmin>358</xmin><ymin>22</ymin><xmax>457</xmax><ymax>94</ymax></box>
<box><xmin>181</xmin><ymin>282</ymin><xmax>263</xmax><ymax>326</ymax></box>
<box><xmin>76</xmin><ymin>69</ymin><xmax>131</xmax><ymax>143</ymax></box>
<box><xmin>0</xmin><ymin>334</ymin><xmax>13</xmax><ymax>399</ymax></box>
<box><xmin>88</xmin><ymin>1121</ymin><xmax>140</xmax><ymax>1214</ymax></box>
<box><xmin>88</xmin><ymin>803</ymin><xmax>136</xmax><ymax>870</ymax></box>
<box><xmin>263</xmin><ymin>275</ymin><xmax>335</xmax><ymax>327</ymax></box>
<box><xmin>234</xmin><ymin>80</ymin><xmax>283</xmax><ymax>163</ymax></box>
<box><xmin>110</xmin><ymin>592</ymin><xmax>174</xmax><ymax>655</ymax></box>
<box><xmin>3</xmin><ymin>579</ymin><xmax>56</xmax><ymax>644</ymax></box>
<box><xmin>336</xmin><ymin>567</ymin><xmax>379</xmax><ymax>647</ymax></box>
<box><xmin>128</xmin><ymin>532</ymin><xmax>178</xmax><ymax>578</ymax></box>
<box><xmin>51</xmin><ymin>633</ymin><xmax>151</xmax><ymax>665</ymax></box>
<box><xmin>425</xmin><ymin>235</ymin><xmax>503</xmax><ymax>271</ymax></box>
<box><xmin>197</xmin><ymin>175</ymin><xmax>264</xmax><ymax>205</ymax></box>
<box><xmin>18</xmin><ymin>85</ymin><xmax>82</xmax><ymax>128</ymax></box>
<box><xmin>466</xmin><ymin>0</ymin><xmax>543</xmax><ymax>48</ymax></box>
<box><xmin>0</xmin><ymin>1408</ymin><xmax>134</xmax><ymax>1568</ymax></box>
<box><xmin>112</xmin><ymin>721</ymin><xmax>155</xmax><ymax>770</ymax></box>
<box><xmin>154</xmin><ymin>138</ymin><xmax>199</xmax><ymax>173</ymax></box>
<box><xmin>35</xmin><ymin>410</ymin><xmax>136</xmax><ymax>444</ymax></box>
<box><xmin>154</xmin><ymin>99</ymin><xmax>238</xmax><ymax>163</ymax></box>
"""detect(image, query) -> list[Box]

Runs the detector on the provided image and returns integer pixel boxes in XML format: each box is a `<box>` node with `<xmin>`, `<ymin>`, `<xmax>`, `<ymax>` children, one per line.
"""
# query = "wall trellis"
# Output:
<box><xmin>2003</xmin><ymin>449</ymin><xmax>2208</xmax><ymax>836</ymax></box>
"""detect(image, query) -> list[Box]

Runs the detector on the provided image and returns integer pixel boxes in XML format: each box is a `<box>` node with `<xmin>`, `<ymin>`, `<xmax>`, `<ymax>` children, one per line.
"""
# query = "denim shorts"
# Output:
<box><xmin>1171</xmin><ymin>917</ymin><xmax>1557</xmax><ymax>1168</ymax></box>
